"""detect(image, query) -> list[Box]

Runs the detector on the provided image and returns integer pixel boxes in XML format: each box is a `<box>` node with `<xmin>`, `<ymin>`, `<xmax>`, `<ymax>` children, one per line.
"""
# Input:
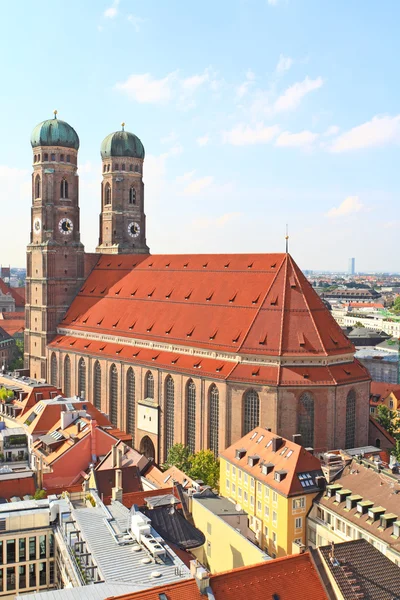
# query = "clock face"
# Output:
<box><xmin>33</xmin><ymin>218</ymin><xmax>41</xmax><ymax>233</ymax></box>
<box><xmin>128</xmin><ymin>222</ymin><xmax>140</xmax><ymax>238</ymax></box>
<box><xmin>59</xmin><ymin>218</ymin><xmax>73</xmax><ymax>235</ymax></box>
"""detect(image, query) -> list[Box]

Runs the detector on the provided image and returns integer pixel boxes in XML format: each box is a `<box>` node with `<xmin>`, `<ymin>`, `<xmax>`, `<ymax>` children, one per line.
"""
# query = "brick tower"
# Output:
<box><xmin>25</xmin><ymin>112</ymin><xmax>85</xmax><ymax>380</ymax></box>
<box><xmin>96</xmin><ymin>124</ymin><xmax>149</xmax><ymax>254</ymax></box>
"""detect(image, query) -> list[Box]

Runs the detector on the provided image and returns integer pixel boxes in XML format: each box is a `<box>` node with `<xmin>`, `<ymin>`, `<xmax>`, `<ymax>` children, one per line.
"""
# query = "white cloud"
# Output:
<box><xmin>197</xmin><ymin>134</ymin><xmax>210</xmax><ymax>147</ymax></box>
<box><xmin>127</xmin><ymin>14</ymin><xmax>145</xmax><ymax>31</ymax></box>
<box><xmin>182</xmin><ymin>71</ymin><xmax>210</xmax><ymax>92</ymax></box>
<box><xmin>115</xmin><ymin>72</ymin><xmax>177</xmax><ymax>103</ymax></box>
<box><xmin>184</xmin><ymin>176</ymin><xmax>214</xmax><ymax>195</ymax></box>
<box><xmin>160</xmin><ymin>131</ymin><xmax>177</xmax><ymax>145</ymax></box>
<box><xmin>223</xmin><ymin>123</ymin><xmax>280</xmax><ymax>146</ymax></box>
<box><xmin>276</xmin><ymin>130</ymin><xmax>318</xmax><ymax>147</ymax></box>
<box><xmin>276</xmin><ymin>54</ymin><xmax>293</xmax><ymax>74</ymax></box>
<box><xmin>192</xmin><ymin>212</ymin><xmax>242</xmax><ymax>229</ymax></box>
<box><xmin>175</xmin><ymin>171</ymin><xmax>196</xmax><ymax>184</ymax></box>
<box><xmin>326</xmin><ymin>196</ymin><xmax>364</xmax><ymax>218</ymax></box>
<box><xmin>330</xmin><ymin>115</ymin><xmax>400</xmax><ymax>152</ymax></box>
<box><xmin>236</xmin><ymin>69</ymin><xmax>256</xmax><ymax>99</ymax></box>
<box><xmin>267</xmin><ymin>0</ymin><xmax>279</xmax><ymax>5</ymax></box>
<box><xmin>274</xmin><ymin>76</ymin><xmax>323</xmax><ymax>113</ymax></box>
<box><xmin>324</xmin><ymin>125</ymin><xmax>339</xmax><ymax>137</ymax></box>
<box><xmin>104</xmin><ymin>0</ymin><xmax>119</xmax><ymax>18</ymax></box>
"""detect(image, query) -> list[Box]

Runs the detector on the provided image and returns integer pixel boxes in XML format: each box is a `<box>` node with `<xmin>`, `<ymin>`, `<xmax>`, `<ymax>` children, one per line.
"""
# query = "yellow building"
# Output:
<box><xmin>219</xmin><ymin>428</ymin><xmax>324</xmax><ymax>558</ymax></box>
<box><xmin>190</xmin><ymin>494</ymin><xmax>270</xmax><ymax>573</ymax></box>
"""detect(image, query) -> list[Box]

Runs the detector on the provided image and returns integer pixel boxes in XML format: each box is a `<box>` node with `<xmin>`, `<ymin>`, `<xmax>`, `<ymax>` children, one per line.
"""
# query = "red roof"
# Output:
<box><xmin>0</xmin><ymin>475</ymin><xmax>36</xmax><ymax>501</ymax></box>
<box><xmin>0</xmin><ymin>279</ymin><xmax>25</xmax><ymax>307</ymax></box>
<box><xmin>108</xmin><ymin>553</ymin><xmax>328</xmax><ymax>600</ymax></box>
<box><xmin>103</xmin><ymin>487</ymin><xmax>175</xmax><ymax>508</ymax></box>
<box><xmin>54</xmin><ymin>253</ymin><xmax>354</xmax><ymax>359</ymax></box>
<box><xmin>0</xmin><ymin>312</ymin><xmax>24</xmax><ymax>336</ymax></box>
<box><xmin>370</xmin><ymin>382</ymin><xmax>400</xmax><ymax>403</ymax></box>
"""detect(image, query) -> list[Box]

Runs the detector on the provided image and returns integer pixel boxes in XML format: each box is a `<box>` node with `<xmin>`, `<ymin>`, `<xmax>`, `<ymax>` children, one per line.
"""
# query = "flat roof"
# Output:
<box><xmin>193</xmin><ymin>495</ymin><xmax>246</xmax><ymax>516</ymax></box>
<box><xmin>17</xmin><ymin>582</ymin><xmax>149</xmax><ymax>600</ymax></box>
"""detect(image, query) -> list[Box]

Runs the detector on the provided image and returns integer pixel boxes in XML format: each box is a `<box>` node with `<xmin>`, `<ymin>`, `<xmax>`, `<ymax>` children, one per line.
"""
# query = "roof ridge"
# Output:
<box><xmin>278</xmin><ymin>253</ymin><xmax>290</xmax><ymax>356</ymax></box>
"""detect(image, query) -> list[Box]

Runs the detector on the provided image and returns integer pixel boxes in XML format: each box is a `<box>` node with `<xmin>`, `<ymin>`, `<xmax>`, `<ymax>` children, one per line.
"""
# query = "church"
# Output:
<box><xmin>24</xmin><ymin>114</ymin><xmax>371</xmax><ymax>462</ymax></box>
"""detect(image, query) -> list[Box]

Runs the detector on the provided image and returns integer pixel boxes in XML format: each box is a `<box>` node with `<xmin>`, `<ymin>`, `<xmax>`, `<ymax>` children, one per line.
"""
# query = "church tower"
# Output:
<box><xmin>25</xmin><ymin>112</ymin><xmax>85</xmax><ymax>380</ymax></box>
<box><xmin>96</xmin><ymin>124</ymin><xmax>149</xmax><ymax>254</ymax></box>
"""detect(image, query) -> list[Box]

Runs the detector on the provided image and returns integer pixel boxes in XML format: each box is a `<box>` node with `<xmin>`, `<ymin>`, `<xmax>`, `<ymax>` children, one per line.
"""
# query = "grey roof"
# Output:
<box><xmin>17</xmin><ymin>582</ymin><xmax>150</xmax><ymax>600</ymax></box>
<box><xmin>70</xmin><ymin>500</ymin><xmax>191</xmax><ymax>588</ymax></box>
<box><xmin>193</xmin><ymin>495</ymin><xmax>247</xmax><ymax>516</ymax></box>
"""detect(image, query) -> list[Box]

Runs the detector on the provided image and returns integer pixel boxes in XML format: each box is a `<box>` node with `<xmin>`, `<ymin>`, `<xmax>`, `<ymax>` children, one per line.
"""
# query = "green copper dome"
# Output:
<box><xmin>31</xmin><ymin>116</ymin><xmax>79</xmax><ymax>150</ymax></box>
<box><xmin>100</xmin><ymin>127</ymin><xmax>145</xmax><ymax>159</ymax></box>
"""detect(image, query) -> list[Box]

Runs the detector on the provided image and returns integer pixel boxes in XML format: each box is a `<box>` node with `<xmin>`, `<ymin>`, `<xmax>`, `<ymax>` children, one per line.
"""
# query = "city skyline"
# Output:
<box><xmin>0</xmin><ymin>0</ymin><xmax>398</xmax><ymax>271</ymax></box>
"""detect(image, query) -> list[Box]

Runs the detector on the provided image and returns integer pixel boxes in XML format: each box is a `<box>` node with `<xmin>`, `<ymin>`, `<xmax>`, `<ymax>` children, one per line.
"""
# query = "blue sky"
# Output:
<box><xmin>0</xmin><ymin>0</ymin><xmax>398</xmax><ymax>271</ymax></box>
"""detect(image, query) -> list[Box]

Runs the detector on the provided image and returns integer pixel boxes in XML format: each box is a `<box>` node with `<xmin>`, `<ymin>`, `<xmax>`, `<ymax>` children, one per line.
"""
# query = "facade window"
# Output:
<box><xmin>29</xmin><ymin>537</ymin><xmax>36</xmax><ymax>561</ymax></box>
<box><xmin>6</xmin><ymin>540</ymin><xmax>15</xmax><ymax>564</ymax></box>
<box><xmin>295</xmin><ymin>517</ymin><xmax>303</xmax><ymax>529</ymax></box>
<box><xmin>208</xmin><ymin>384</ymin><xmax>219</xmax><ymax>456</ymax></box>
<box><xmin>78</xmin><ymin>357</ymin><xmax>86</xmax><ymax>398</ymax></box>
<box><xmin>264</xmin><ymin>486</ymin><xmax>270</xmax><ymax>499</ymax></box>
<box><xmin>122</xmin><ymin>163</ymin><xmax>126</xmax><ymax>171</ymax></box>
<box><xmin>130</xmin><ymin>164</ymin><xmax>133</xmax><ymax>172</ymax></box>
<box><xmin>64</xmin><ymin>355</ymin><xmax>71</xmax><ymax>397</ymax></box>
<box><xmin>114</xmin><ymin>164</ymin><xmax>119</xmax><ymax>171</ymax></box>
<box><xmin>60</xmin><ymin>154</ymin><xmax>64</xmax><ymax>161</ymax></box>
<box><xmin>107</xmin><ymin>164</ymin><xmax>110</xmax><ymax>172</ymax></box>
<box><xmin>44</xmin><ymin>153</ymin><xmax>49</xmax><ymax>161</ymax></box>
<box><xmin>29</xmin><ymin>563</ymin><xmax>36</xmax><ymax>587</ymax></box>
<box><xmin>226</xmin><ymin>479</ymin><xmax>230</xmax><ymax>490</ymax></box>
<box><xmin>345</xmin><ymin>389</ymin><xmax>356</xmax><ymax>449</ymax></box>
<box><xmin>165</xmin><ymin>375</ymin><xmax>175</xmax><ymax>456</ymax></box>
<box><xmin>60</xmin><ymin>178</ymin><xmax>68</xmax><ymax>199</ymax></box>
<box><xmin>257</xmin><ymin>500</ymin><xmax>262</xmax><ymax>512</ymax></box>
<box><xmin>264</xmin><ymin>505</ymin><xmax>270</xmax><ymax>518</ymax></box>
<box><xmin>93</xmin><ymin>361</ymin><xmax>101</xmax><ymax>409</ymax></box>
<box><xmin>109</xmin><ymin>364</ymin><xmax>118</xmax><ymax>427</ymax></box>
<box><xmin>257</xmin><ymin>482</ymin><xmax>262</xmax><ymax>495</ymax></box>
<box><xmin>226</xmin><ymin>462</ymin><xmax>230</xmax><ymax>473</ymax></box>
<box><xmin>129</xmin><ymin>187</ymin><xmax>136</xmax><ymax>204</ymax></box>
<box><xmin>104</xmin><ymin>183</ymin><xmax>111</xmax><ymax>205</ymax></box>
<box><xmin>6</xmin><ymin>567</ymin><xmax>15</xmax><ymax>591</ymax></box>
<box><xmin>126</xmin><ymin>368</ymin><xmax>135</xmax><ymax>445</ymax></box>
<box><xmin>19</xmin><ymin>538</ymin><xmax>26</xmax><ymax>562</ymax></box>
<box><xmin>34</xmin><ymin>154</ymin><xmax>37</xmax><ymax>162</ymax></box>
<box><xmin>35</xmin><ymin>175</ymin><xmax>41</xmax><ymax>199</ymax></box>
<box><xmin>298</xmin><ymin>392</ymin><xmax>314</xmax><ymax>448</ymax></box>
<box><xmin>135</xmin><ymin>165</ymin><xmax>139</xmax><ymax>172</ymax></box>
<box><xmin>272</xmin><ymin>511</ymin><xmax>277</xmax><ymax>525</ymax></box>
<box><xmin>37</xmin><ymin>154</ymin><xmax>40</xmax><ymax>162</ymax></box>
<box><xmin>186</xmin><ymin>379</ymin><xmax>196</xmax><ymax>453</ymax></box>
<box><xmin>19</xmin><ymin>565</ymin><xmax>26</xmax><ymax>589</ymax></box>
<box><xmin>232</xmin><ymin>482</ymin><xmax>236</xmax><ymax>493</ymax></box>
<box><xmin>51</xmin><ymin>153</ymin><xmax>55</xmax><ymax>161</ymax></box>
<box><xmin>244</xmin><ymin>491</ymin><xmax>248</xmax><ymax>502</ymax></box>
<box><xmin>66</xmin><ymin>155</ymin><xmax>70</xmax><ymax>163</ymax></box>
<box><xmin>50</xmin><ymin>353</ymin><xmax>57</xmax><ymax>387</ymax></box>
<box><xmin>39</xmin><ymin>562</ymin><xmax>46</xmax><ymax>586</ymax></box>
<box><xmin>103</xmin><ymin>164</ymin><xmax>106</xmax><ymax>172</ymax></box>
<box><xmin>293</xmin><ymin>497</ymin><xmax>306</xmax><ymax>510</ymax></box>
<box><xmin>243</xmin><ymin>389</ymin><xmax>260</xmax><ymax>434</ymax></box>
<box><xmin>39</xmin><ymin>535</ymin><xmax>46</xmax><ymax>559</ymax></box>
<box><xmin>272</xmin><ymin>491</ymin><xmax>278</xmax><ymax>504</ymax></box>
<box><xmin>145</xmin><ymin>371</ymin><xmax>154</xmax><ymax>399</ymax></box>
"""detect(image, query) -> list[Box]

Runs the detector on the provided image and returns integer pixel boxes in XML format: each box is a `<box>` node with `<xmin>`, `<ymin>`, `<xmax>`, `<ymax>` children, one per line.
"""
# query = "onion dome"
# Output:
<box><xmin>100</xmin><ymin>123</ymin><xmax>145</xmax><ymax>159</ymax></box>
<box><xmin>31</xmin><ymin>111</ymin><xmax>79</xmax><ymax>150</ymax></box>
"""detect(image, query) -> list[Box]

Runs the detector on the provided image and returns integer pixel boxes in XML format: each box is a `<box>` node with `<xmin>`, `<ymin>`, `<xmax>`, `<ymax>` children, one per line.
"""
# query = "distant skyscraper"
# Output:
<box><xmin>348</xmin><ymin>257</ymin><xmax>355</xmax><ymax>275</ymax></box>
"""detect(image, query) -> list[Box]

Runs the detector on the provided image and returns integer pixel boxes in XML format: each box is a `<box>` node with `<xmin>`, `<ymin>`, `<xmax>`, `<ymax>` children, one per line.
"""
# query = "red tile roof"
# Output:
<box><xmin>108</xmin><ymin>553</ymin><xmax>329</xmax><ymax>600</ymax></box>
<box><xmin>103</xmin><ymin>487</ymin><xmax>175</xmax><ymax>508</ymax></box>
<box><xmin>370</xmin><ymin>382</ymin><xmax>400</xmax><ymax>403</ymax></box>
<box><xmin>53</xmin><ymin>253</ymin><xmax>354</xmax><ymax>359</ymax></box>
<box><xmin>0</xmin><ymin>312</ymin><xmax>24</xmax><ymax>336</ymax></box>
<box><xmin>0</xmin><ymin>279</ymin><xmax>25</xmax><ymax>307</ymax></box>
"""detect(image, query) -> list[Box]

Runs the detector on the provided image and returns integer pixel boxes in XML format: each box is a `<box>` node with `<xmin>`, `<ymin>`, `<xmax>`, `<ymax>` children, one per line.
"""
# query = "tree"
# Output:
<box><xmin>189</xmin><ymin>449</ymin><xmax>220</xmax><ymax>490</ymax></box>
<box><xmin>33</xmin><ymin>489</ymin><xmax>46</xmax><ymax>500</ymax></box>
<box><xmin>376</xmin><ymin>404</ymin><xmax>400</xmax><ymax>436</ymax></box>
<box><xmin>0</xmin><ymin>387</ymin><xmax>14</xmax><ymax>402</ymax></box>
<box><xmin>392</xmin><ymin>296</ymin><xmax>400</xmax><ymax>314</ymax></box>
<box><xmin>353</xmin><ymin>322</ymin><xmax>365</xmax><ymax>328</ymax></box>
<box><xmin>9</xmin><ymin>339</ymin><xmax>24</xmax><ymax>371</ymax></box>
<box><xmin>163</xmin><ymin>443</ymin><xmax>192</xmax><ymax>472</ymax></box>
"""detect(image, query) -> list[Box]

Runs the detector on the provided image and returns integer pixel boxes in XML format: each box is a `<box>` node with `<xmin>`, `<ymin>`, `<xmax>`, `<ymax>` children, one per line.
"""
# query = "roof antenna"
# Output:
<box><xmin>285</xmin><ymin>224</ymin><xmax>289</xmax><ymax>254</ymax></box>
<box><xmin>121</xmin><ymin>122</ymin><xmax>125</xmax><ymax>131</ymax></box>
<box><xmin>53</xmin><ymin>110</ymin><xmax>58</xmax><ymax>119</ymax></box>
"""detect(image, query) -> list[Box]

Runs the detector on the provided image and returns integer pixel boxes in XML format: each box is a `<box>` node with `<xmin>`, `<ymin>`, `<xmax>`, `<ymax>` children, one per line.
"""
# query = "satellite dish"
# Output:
<box><xmin>235</xmin><ymin>504</ymin><xmax>242</xmax><ymax>512</ymax></box>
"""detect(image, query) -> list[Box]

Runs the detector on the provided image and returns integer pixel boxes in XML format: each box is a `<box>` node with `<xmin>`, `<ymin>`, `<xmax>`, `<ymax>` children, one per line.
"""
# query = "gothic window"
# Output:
<box><xmin>345</xmin><ymin>389</ymin><xmax>356</xmax><ymax>449</ymax></box>
<box><xmin>103</xmin><ymin>164</ymin><xmax>106</xmax><ymax>172</ymax></box>
<box><xmin>109</xmin><ymin>364</ymin><xmax>118</xmax><ymax>427</ymax></box>
<box><xmin>60</xmin><ymin>154</ymin><xmax>64</xmax><ymax>162</ymax></box>
<box><xmin>243</xmin><ymin>389</ymin><xmax>260</xmax><ymax>435</ymax></box>
<box><xmin>126</xmin><ymin>368</ymin><xmax>135</xmax><ymax>445</ymax></box>
<box><xmin>129</xmin><ymin>165</ymin><xmax>133</xmax><ymax>172</ymax></box>
<box><xmin>114</xmin><ymin>164</ymin><xmax>119</xmax><ymax>171</ymax></box>
<box><xmin>129</xmin><ymin>187</ymin><xmax>136</xmax><ymax>204</ymax></box>
<box><xmin>135</xmin><ymin>165</ymin><xmax>139</xmax><ymax>173</ymax></box>
<box><xmin>186</xmin><ymin>379</ymin><xmax>196</xmax><ymax>453</ymax></box>
<box><xmin>107</xmin><ymin>164</ymin><xmax>110</xmax><ymax>172</ymax></box>
<box><xmin>44</xmin><ymin>153</ymin><xmax>48</xmax><ymax>161</ymax></box>
<box><xmin>78</xmin><ymin>357</ymin><xmax>86</xmax><ymax>398</ymax></box>
<box><xmin>145</xmin><ymin>371</ymin><xmax>154</xmax><ymax>399</ymax></box>
<box><xmin>64</xmin><ymin>355</ymin><xmax>71</xmax><ymax>397</ymax></box>
<box><xmin>122</xmin><ymin>163</ymin><xmax>126</xmax><ymax>171</ymax></box>
<box><xmin>35</xmin><ymin>175</ymin><xmax>41</xmax><ymax>199</ymax></box>
<box><xmin>165</xmin><ymin>376</ymin><xmax>175</xmax><ymax>456</ymax></box>
<box><xmin>298</xmin><ymin>392</ymin><xmax>315</xmax><ymax>448</ymax></box>
<box><xmin>50</xmin><ymin>353</ymin><xmax>57</xmax><ymax>387</ymax></box>
<box><xmin>105</xmin><ymin>183</ymin><xmax>111</xmax><ymax>205</ymax></box>
<box><xmin>51</xmin><ymin>153</ymin><xmax>55</xmax><ymax>161</ymax></box>
<box><xmin>93</xmin><ymin>361</ymin><xmax>101</xmax><ymax>410</ymax></box>
<box><xmin>37</xmin><ymin>154</ymin><xmax>40</xmax><ymax>162</ymax></box>
<box><xmin>34</xmin><ymin>155</ymin><xmax>37</xmax><ymax>163</ymax></box>
<box><xmin>60</xmin><ymin>179</ymin><xmax>68</xmax><ymax>199</ymax></box>
<box><xmin>208</xmin><ymin>384</ymin><xmax>219</xmax><ymax>456</ymax></box>
<box><xmin>66</xmin><ymin>155</ymin><xmax>71</xmax><ymax>163</ymax></box>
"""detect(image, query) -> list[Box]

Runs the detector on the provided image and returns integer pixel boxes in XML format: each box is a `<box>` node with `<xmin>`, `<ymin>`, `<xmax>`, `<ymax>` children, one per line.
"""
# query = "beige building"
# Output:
<box><xmin>0</xmin><ymin>499</ymin><xmax>55</xmax><ymax>599</ymax></box>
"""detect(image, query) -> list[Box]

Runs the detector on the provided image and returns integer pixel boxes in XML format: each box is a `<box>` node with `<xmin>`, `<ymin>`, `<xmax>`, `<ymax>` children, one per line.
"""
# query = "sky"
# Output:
<box><xmin>0</xmin><ymin>0</ymin><xmax>398</xmax><ymax>272</ymax></box>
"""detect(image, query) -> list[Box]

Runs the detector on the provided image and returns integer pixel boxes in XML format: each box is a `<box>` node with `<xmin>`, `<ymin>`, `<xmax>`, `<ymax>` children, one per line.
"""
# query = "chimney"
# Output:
<box><xmin>190</xmin><ymin>560</ymin><xmax>211</xmax><ymax>595</ymax></box>
<box><xmin>292</xmin><ymin>433</ymin><xmax>302</xmax><ymax>446</ymax></box>
<box><xmin>115</xmin><ymin>468</ymin><xmax>122</xmax><ymax>489</ymax></box>
<box><xmin>116</xmin><ymin>447</ymin><xmax>123</xmax><ymax>469</ymax></box>
<box><xmin>90</xmin><ymin>420</ymin><xmax>97</xmax><ymax>463</ymax></box>
<box><xmin>271</xmin><ymin>437</ymin><xmax>283</xmax><ymax>452</ymax></box>
<box><xmin>111</xmin><ymin>444</ymin><xmax>117</xmax><ymax>468</ymax></box>
<box><xmin>315</xmin><ymin>475</ymin><xmax>326</xmax><ymax>490</ymax></box>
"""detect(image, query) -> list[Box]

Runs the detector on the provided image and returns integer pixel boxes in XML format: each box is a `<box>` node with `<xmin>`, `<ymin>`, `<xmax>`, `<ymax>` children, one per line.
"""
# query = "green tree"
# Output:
<box><xmin>391</xmin><ymin>438</ymin><xmax>400</xmax><ymax>462</ymax></box>
<box><xmin>353</xmin><ymin>322</ymin><xmax>365</xmax><ymax>328</ymax></box>
<box><xmin>376</xmin><ymin>404</ymin><xmax>400</xmax><ymax>436</ymax></box>
<box><xmin>392</xmin><ymin>296</ymin><xmax>400</xmax><ymax>314</ymax></box>
<box><xmin>9</xmin><ymin>339</ymin><xmax>24</xmax><ymax>371</ymax></box>
<box><xmin>33</xmin><ymin>489</ymin><xmax>47</xmax><ymax>500</ymax></box>
<box><xmin>0</xmin><ymin>387</ymin><xmax>14</xmax><ymax>402</ymax></box>
<box><xmin>163</xmin><ymin>443</ymin><xmax>192</xmax><ymax>472</ymax></box>
<box><xmin>189</xmin><ymin>449</ymin><xmax>220</xmax><ymax>490</ymax></box>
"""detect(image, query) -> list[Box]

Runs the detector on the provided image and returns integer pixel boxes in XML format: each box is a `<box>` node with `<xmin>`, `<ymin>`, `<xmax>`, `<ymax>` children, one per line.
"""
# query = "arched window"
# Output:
<box><xmin>345</xmin><ymin>389</ymin><xmax>356</xmax><ymax>449</ymax></box>
<box><xmin>34</xmin><ymin>155</ymin><xmax>37</xmax><ymax>163</ymax></box>
<box><xmin>105</xmin><ymin>183</ymin><xmax>111</xmax><ymax>205</ymax></box>
<box><xmin>35</xmin><ymin>175</ymin><xmax>41</xmax><ymax>199</ymax></box>
<box><xmin>44</xmin><ymin>153</ymin><xmax>49</xmax><ymax>161</ymax></box>
<box><xmin>126</xmin><ymin>368</ymin><xmax>135</xmax><ymax>445</ymax></box>
<box><xmin>60</xmin><ymin>154</ymin><xmax>64</xmax><ymax>162</ymax></box>
<box><xmin>298</xmin><ymin>392</ymin><xmax>315</xmax><ymax>448</ymax></box>
<box><xmin>129</xmin><ymin>164</ymin><xmax>133</xmax><ymax>172</ymax></box>
<box><xmin>186</xmin><ymin>379</ymin><xmax>196</xmax><ymax>453</ymax></box>
<box><xmin>93</xmin><ymin>361</ymin><xmax>101</xmax><ymax>410</ymax></box>
<box><xmin>60</xmin><ymin>178</ymin><xmax>68</xmax><ymax>199</ymax></box>
<box><xmin>122</xmin><ymin>163</ymin><xmax>126</xmax><ymax>171</ymax></box>
<box><xmin>78</xmin><ymin>357</ymin><xmax>86</xmax><ymax>398</ymax></box>
<box><xmin>107</xmin><ymin>164</ymin><xmax>110</xmax><ymax>172</ymax></box>
<box><xmin>165</xmin><ymin>376</ymin><xmax>175</xmax><ymax>456</ymax></box>
<box><xmin>145</xmin><ymin>371</ymin><xmax>154</xmax><ymax>399</ymax></box>
<box><xmin>135</xmin><ymin>165</ymin><xmax>139</xmax><ymax>173</ymax></box>
<box><xmin>129</xmin><ymin>187</ymin><xmax>136</xmax><ymax>204</ymax></box>
<box><xmin>64</xmin><ymin>355</ymin><xmax>71</xmax><ymax>397</ymax></box>
<box><xmin>66</xmin><ymin>155</ymin><xmax>71</xmax><ymax>163</ymax></box>
<box><xmin>208</xmin><ymin>384</ymin><xmax>219</xmax><ymax>456</ymax></box>
<box><xmin>103</xmin><ymin>164</ymin><xmax>106</xmax><ymax>172</ymax></box>
<box><xmin>50</xmin><ymin>353</ymin><xmax>58</xmax><ymax>387</ymax></box>
<box><xmin>243</xmin><ymin>389</ymin><xmax>260</xmax><ymax>435</ymax></box>
<box><xmin>109</xmin><ymin>364</ymin><xmax>118</xmax><ymax>427</ymax></box>
<box><xmin>114</xmin><ymin>164</ymin><xmax>119</xmax><ymax>171</ymax></box>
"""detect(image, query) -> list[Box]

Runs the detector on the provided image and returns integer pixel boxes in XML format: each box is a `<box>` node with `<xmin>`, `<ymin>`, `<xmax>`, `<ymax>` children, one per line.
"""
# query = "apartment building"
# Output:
<box><xmin>0</xmin><ymin>499</ymin><xmax>55</xmax><ymax>599</ymax></box>
<box><xmin>219</xmin><ymin>428</ymin><xmax>324</xmax><ymax>558</ymax></box>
